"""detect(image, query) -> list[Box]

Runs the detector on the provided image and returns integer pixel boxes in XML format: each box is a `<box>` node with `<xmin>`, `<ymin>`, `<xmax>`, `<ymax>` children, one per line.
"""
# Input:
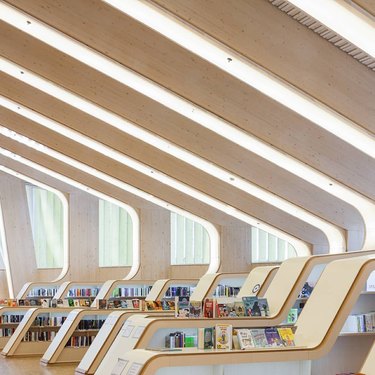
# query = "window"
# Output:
<box><xmin>251</xmin><ymin>227</ymin><xmax>297</xmax><ymax>263</ymax></box>
<box><xmin>99</xmin><ymin>199</ymin><xmax>133</xmax><ymax>267</ymax></box>
<box><xmin>171</xmin><ymin>212</ymin><xmax>210</xmax><ymax>265</ymax></box>
<box><xmin>26</xmin><ymin>184</ymin><xmax>64</xmax><ymax>268</ymax></box>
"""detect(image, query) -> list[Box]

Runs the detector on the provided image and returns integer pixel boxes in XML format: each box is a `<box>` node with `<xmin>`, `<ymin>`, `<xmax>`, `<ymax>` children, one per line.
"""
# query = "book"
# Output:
<box><xmin>216</xmin><ymin>301</ymin><xmax>229</xmax><ymax>317</ymax></box>
<box><xmin>264</xmin><ymin>327</ymin><xmax>283</xmax><ymax>347</ymax></box>
<box><xmin>234</xmin><ymin>301</ymin><xmax>245</xmax><ymax>317</ymax></box>
<box><xmin>257</xmin><ymin>298</ymin><xmax>270</xmax><ymax>317</ymax></box>
<box><xmin>189</xmin><ymin>300</ymin><xmax>202</xmax><ymax>317</ymax></box>
<box><xmin>286</xmin><ymin>308</ymin><xmax>298</xmax><ymax>324</ymax></box>
<box><xmin>203</xmin><ymin>298</ymin><xmax>214</xmax><ymax>318</ymax></box>
<box><xmin>198</xmin><ymin>327</ymin><xmax>214</xmax><ymax>349</ymax></box>
<box><xmin>175</xmin><ymin>296</ymin><xmax>190</xmax><ymax>317</ymax></box>
<box><xmin>215</xmin><ymin>324</ymin><xmax>232</xmax><ymax>349</ymax></box>
<box><xmin>98</xmin><ymin>299</ymin><xmax>107</xmax><ymax>309</ymax></box>
<box><xmin>242</xmin><ymin>296</ymin><xmax>261</xmax><ymax>316</ymax></box>
<box><xmin>250</xmin><ymin>328</ymin><xmax>268</xmax><ymax>347</ymax></box>
<box><xmin>277</xmin><ymin>327</ymin><xmax>295</xmax><ymax>346</ymax></box>
<box><xmin>236</xmin><ymin>328</ymin><xmax>255</xmax><ymax>349</ymax></box>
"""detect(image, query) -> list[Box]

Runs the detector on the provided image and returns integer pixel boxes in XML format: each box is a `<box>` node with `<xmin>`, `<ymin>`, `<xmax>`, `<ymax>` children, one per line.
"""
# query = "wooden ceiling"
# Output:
<box><xmin>0</xmin><ymin>0</ymin><xmax>374</xmax><ymax>253</ymax></box>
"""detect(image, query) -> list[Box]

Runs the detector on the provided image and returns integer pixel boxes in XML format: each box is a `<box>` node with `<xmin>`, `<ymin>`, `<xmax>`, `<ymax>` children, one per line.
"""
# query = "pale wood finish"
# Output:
<box><xmin>0</xmin><ymin>106</ymin><xmax>327</xmax><ymax>247</ymax></box>
<box><xmin>0</xmin><ymin>2</ymin><xmax>371</xmax><ymax>247</ymax></box>
<box><xmin>352</xmin><ymin>0</ymin><xmax>375</xmax><ymax>16</ymax></box>
<box><xmin>361</xmin><ymin>340</ymin><xmax>375</xmax><ymax>375</ymax></box>
<box><xmin>101</xmin><ymin>255</ymin><xmax>375</xmax><ymax>374</ymax></box>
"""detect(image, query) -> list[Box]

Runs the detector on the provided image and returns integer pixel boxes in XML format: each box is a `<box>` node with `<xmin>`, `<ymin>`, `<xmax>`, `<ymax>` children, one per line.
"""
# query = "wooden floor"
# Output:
<box><xmin>0</xmin><ymin>356</ymin><xmax>76</xmax><ymax>375</ymax></box>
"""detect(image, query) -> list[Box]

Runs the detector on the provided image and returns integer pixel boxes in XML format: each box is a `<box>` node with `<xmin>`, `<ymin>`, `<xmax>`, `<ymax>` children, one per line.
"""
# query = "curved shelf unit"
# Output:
<box><xmin>1</xmin><ymin>307</ymin><xmax>73</xmax><ymax>357</ymax></box>
<box><xmin>0</xmin><ymin>306</ymin><xmax>33</xmax><ymax>350</ymax></box>
<box><xmin>75</xmin><ymin>311</ymin><xmax>174</xmax><ymax>375</ymax></box>
<box><xmin>54</xmin><ymin>282</ymin><xmax>103</xmax><ymax>306</ymax></box>
<box><xmin>103</xmin><ymin>255</ymin><xmax>375</xmax><ymax>375</ymax></box>
<box><xmin>94</xmin><ymin>250</ymin><xmax>375</xmax><ymax>375</ymax></box>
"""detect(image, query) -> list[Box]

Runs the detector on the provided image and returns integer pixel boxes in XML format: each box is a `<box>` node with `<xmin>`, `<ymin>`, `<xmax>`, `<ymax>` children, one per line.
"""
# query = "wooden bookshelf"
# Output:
<box><xmin>1</xmin><ymin>307</ymin><xmax>72</xmax><ymax>357</ymax></box>
<box><xmin>97</xmin><ymin>255</ymin><xmax>375</xmax><ymax>375</ymax></box>
<box><xmin>75</xmin><ymin>311</ymin><xmax>175</xmax><ymax>374</ymax></box>
<box><xmin>0</xmin><ymin>306</ymin><xmax>30</xmax><ymax>350</ymax></box>
<box><xmin>361</xmin><ymin>340</ymin><xmax>375</xmax><ymax>374</ymax></box>
<box><xmin>54</xmin><ymin>282</ymin><xmax>103</xmax><ymax>304</ymax></box>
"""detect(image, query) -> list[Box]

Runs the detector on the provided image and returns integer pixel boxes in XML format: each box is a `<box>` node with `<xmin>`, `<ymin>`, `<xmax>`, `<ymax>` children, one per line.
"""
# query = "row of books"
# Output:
<box><xmin>341</xmin><ymin>312</ymin><xmax>375</xmax><ymax>333</ymax></box>
<box><xmin>165</xmin><ymin>331</ymin><xmax>196</xmax><ymax>348</ymax></box>
<box><xmin>23</xmin><ymin>330</ymin><xmax>58</xmax><ymax>342</ymax></box>
<box><xmin>176</xmin><ymin>296</ymin><xmax>271</xmax><ymax>319</ymax></box>
<box><xmin>98</xmin><ymin>298</ymin><xmax>141</xmax><ymax>309</ymax></box>
<box><xmin>111</xmin><ymin>286</ymin><xmax>152</xmax><ymax>298</ymax></box>
<box><xmin>197</xmin><ymin>325</ymin><xmax>296</xmax><ymax>350</ymax></box>
<box><xmin>65</xmin><ymin>335</ymin><xmax>97</xmax><ymax>347</ymax></box>
<box><xmin>0</xmin><ymin>328</ymin><xmax>16</xmax><ymax>337</ymax></box>
<box><xmin>0</xmin><ymin>314</ymin><xmax>24</xmax><ymax>323</ymax></box>
<box><xmin>76</xmin><ymin>319</ymin><xmax>106</xmax><ymax>330</ymax></box>
<box><xmin>27</xmin><ymin>287</ymin><xmax>58</xmax><ymax>297</ymax></box>
<box><xmin>214</xmin><ymin>285</ymin><xmax>240</xmax><ymax>297</ymax></box>
<box><xmin>165</xmin><ymin>286</ymin><xmax>194</xmax><ymax>297</ymax></box>
<box><xmin>31</xmin><ymin>316</ymin><xmax>67</xmax><ymax>327</ymax></box>
<box><xmin>67</xmin><ymin>288</ymin><xmax>100</xmax><ymax>297</ymax></box>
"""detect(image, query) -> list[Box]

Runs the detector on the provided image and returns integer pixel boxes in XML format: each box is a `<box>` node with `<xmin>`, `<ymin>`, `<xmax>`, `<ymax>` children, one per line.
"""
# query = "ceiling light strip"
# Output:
<box><xmin>103</xmin><ymin>0</ymin><xmax>374</xmax><ymax>156</ymax></box>
<box><xmin>0</xmin><ymin>96</ymin><xmax>346</xmax><ymax>252</ymax></box>
<box><xmin>0</xmin><ymin>11</ymin><xmax>372</xmax><ymax>218</ymax></box>
<box><xmin>0</xmin><ymin>132</ymin><xmax>309</xmax><ymax>257</ymax></box>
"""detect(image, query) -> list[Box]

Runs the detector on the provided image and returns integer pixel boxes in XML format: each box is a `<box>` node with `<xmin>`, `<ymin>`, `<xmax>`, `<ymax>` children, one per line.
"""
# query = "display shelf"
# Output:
<box><xmin>16</xmin><ymin>281</ymin><xmax>60</xmax><ymax>300</ymax></box>
<box><xmin>40</xmin><ymin>308</ymin><xmax>111</xmax><ymax>365</ymax></box>
<box><xmin>91</xmin><ymin>280</ymin><xmax>154</xmax><ymax>308</ymax></box>
<box><xmin>1</xmin><ymin>307</ymin><xmax>72</xmax><ymax>357</ymax></box>
<box><xmin>75</xmin><ymin>311</ymin><xmax>175</xmax><ymax>374</ymax></box>
<box><xmin>102</xmin><ymin>255</ymin><xmax>375</xmax><ymax>375</ymax></box>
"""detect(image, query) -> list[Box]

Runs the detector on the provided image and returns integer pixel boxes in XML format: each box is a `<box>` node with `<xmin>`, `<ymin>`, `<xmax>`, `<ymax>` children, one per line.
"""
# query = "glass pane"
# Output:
<box><xmin>26</xmin><ymin>185</ymin><xmax>64</xmax><ymax>268</ymax></box>
<box><xmin>99</xmin><ymin>200</ymin><xmax>133</xmax><ymax>267</ymax></box>
<box><xmin>171</xmin><ymin>213</ymin><xmax>209</xmax><ymax>265</ymax></box>
<box><xmin>251</xmin><ymin>226</ymin><xmax>297</xmax><ymax>263</ymax></box>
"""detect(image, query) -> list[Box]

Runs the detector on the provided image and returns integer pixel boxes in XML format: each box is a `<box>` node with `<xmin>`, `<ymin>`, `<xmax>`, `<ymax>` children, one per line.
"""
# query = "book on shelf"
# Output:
<box><xmin>277</xmin><ymin>327</ymin><xmax>295</xmax><ymax>346</ymax></box>
<box><xmin>286</xmin><ymin>308</ymin><xmax>299</xmax><ymax>324</ymax></box>
<box><xmin>203</xmin><ymin>298</ymin><xmax>214</xmax><ymax>318</ymax></box>
<box><xmin>215</xmin><ymin>324</ymin><xmax>232</xmax><ymax>349</ymax></box>
<box><xmin>257</xmin><ymin>298</ymin><xmax>270</xmax><ymax>317</ymax></box>
<box><xmin>234</xmin><ymin>301</ymin><xmax>245</xmax><ymax>317</ymax></box>
<box><xmin>298</xmin><ymin>281</ymin><xmax>314</xmax><ymax>298</ymax></box>
<box><xmin>98</xmin><ymin>299</ymin><xmax>107</xmax><ymax>309</ymax></box>
<box><xmin>189</xmin><ymin>300</ymin><xmax>202</xmax><ymax>317</ymax></box>
<box><xmin>242</xmin><ymin>296</ymin><xmax>261</xmax><ymax>316</ymax></box>
<box><xmin>175</xmin><ymin>296</ymin><xmax>190</xmax><ymax>317</ymax></box>
<box><xmin>264</xmin><ymin>327</ymin><xmax>284</xmax><ymax>347</ymax></box>
<box><xmin>250</xmin><ymin>328</ymin><xmax>268</xmax><ymax>347</ymax></box>
<box><xmin>236</xmin><ymin>328</ymin><xmax>255</xmax><ymax>350</ymax></box>
<box><xmin>197</xmin><ymin>327</ymin><xmax>214</xmax><ymax>349</ymax></box>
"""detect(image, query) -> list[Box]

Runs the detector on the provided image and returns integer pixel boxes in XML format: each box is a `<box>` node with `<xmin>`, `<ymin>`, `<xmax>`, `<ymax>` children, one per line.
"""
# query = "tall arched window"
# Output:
<box><xmin>251</xmin><ymin>227</ymin><xmax>297</xmax><ymax>263</ymax></box>
<box><xmin>171</xmin><ymin>212</ymin><xmax>210</xmax><ymax>265</ymax></box>
<box><xmin>99</xmin><ymin>199</ymin><xmax>133</xmax><ymax>267</ymax></box>
<box><xmin>26</xmin><ymin>184</ymin><xmax>64</xmax><ymax>268</ymax></box>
